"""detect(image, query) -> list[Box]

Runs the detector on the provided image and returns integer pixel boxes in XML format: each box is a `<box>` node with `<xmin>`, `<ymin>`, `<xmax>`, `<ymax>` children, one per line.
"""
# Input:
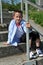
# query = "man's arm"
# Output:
<box><xmin>7</xmin><ymin>21</ymin><xmax>14</xmax><ymax>44</ymax></box>
<box><xmin>21</xmin><ymin>20</ymin><xmax>31</xmax><ymax>33</ymax></box>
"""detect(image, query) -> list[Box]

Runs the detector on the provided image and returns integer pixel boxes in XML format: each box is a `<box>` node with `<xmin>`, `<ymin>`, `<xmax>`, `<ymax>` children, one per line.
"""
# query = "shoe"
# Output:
<box><xmin>11</xmin><ymin>42</ymin><xmax>18</xmax><ymax>46</ymax></box>
<box><xmin>36</xmin><ymin>49</ymin><xmax>43</xmax><ymax>57</ymax></box>
<box><xmin>39</xmin><ymin>54</ymin><xmax>43</xmax><ymax>57</ymax></box>
<box><xmin>30</xmin><ymin>51</ymin><xmax>38</xmax><ymax>59</ymax></box>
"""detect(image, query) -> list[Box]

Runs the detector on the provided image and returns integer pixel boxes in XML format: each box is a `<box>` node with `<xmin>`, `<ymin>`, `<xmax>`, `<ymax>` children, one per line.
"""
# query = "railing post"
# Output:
<box><xmin>21</xmin><ymin>0</ymin><xmax>23</xmax><ymax>11</ymax></box>
<box><xmin>25</xmin><ymin>0</ymin><xmax>30</xmax><ymax>61</ymax></box>
<box><xmin>0</xmin><ymin>0</ymin><xmax>3</xmax><ymax>24</ymax></box>
<box><xmin>23</xmin><ymin>0</ymin><xmax>36</xmax><ymax>65</ymax></box>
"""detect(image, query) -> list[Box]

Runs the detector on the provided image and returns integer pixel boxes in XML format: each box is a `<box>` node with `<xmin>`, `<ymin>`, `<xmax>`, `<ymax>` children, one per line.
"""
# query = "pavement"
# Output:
<box><xmin>0</xmin><ymin>52</ymin><xmax>43</xmax><ymax>65</ymax></box>
<box><xmin>0</xmin><ymin>53</ymin><xmax>26</xmax><ymax>65</ymax></box>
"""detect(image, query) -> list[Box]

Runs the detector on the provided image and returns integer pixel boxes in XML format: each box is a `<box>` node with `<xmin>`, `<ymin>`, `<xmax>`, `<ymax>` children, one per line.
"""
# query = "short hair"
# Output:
<box><xmin>12</xmin><ymin>10</ymin><xmax>23</xmax><ymax>16</ymax></box>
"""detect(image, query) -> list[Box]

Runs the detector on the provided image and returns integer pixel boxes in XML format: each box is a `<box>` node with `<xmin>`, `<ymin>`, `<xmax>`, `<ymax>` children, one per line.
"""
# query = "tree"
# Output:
<box><xmin>10</xmin><ymin>0</ymin><xmax>14</xmax><ymax>5</ymax></box>
<box><xmin>31</xmin><ymin>0</ymin><xmax>36</xmax><ymax>3</ymax></box>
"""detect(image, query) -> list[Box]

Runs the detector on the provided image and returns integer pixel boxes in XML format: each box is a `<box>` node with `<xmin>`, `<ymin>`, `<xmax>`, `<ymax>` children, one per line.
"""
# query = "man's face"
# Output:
<box><xmin>13</xmin><ymin>12</ymin><xmax>22</xmax><ymax>24</ymax></box>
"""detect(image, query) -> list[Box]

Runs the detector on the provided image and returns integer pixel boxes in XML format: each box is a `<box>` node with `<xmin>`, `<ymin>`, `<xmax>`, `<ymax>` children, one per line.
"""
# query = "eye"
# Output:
<box><xmin>16</xmin><ymin>16</ymin><xmax>18</xmax><ymax>18</ymax></box>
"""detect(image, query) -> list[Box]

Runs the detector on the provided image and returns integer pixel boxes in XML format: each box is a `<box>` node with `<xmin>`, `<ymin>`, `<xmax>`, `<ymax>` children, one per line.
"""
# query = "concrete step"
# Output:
<box><xmin>2</xmin><ymin>9</ymin><xmax>8</xmax><ymax>12</ymax></box>
<box><xmin>23</xmin><ymin>58</ymin><xmax>43</xmax><ymax>65</ymax></box>
<box><xmin>0</xmin><ymin>33</ymin><xmax>8</xmax><ymax>42</ymax></box>
<box><xmin>0</xmin><ymin>18</ymin><xmax>11</xmax><ymax>24</ymax></box>
<box><xmin>2</xmin><ymin>13</ymin><xmax>12</xmax><ymax>18</ymax></box>
<box><xmin>0</xmin><ymin>53</ymin><xmax>43</xmax><ymax>65</ymax></box>
<box><xmin>0</xmin><ymin>41</ymin><xmax>43</xmax><ymax>58</ymax></box>
<box><xmin>0</xmin><ymin>9</ymin><xmax>12</xmax><ymax>24</ymax></box>
<box><xmin>0</xmin><ymin>25</ymin><xmax>8</xmax><ymax>42</ymax></box>
<box><xmin>0</xmin><ymin>42</ymin><xmax>43</xmax><ymax>65</ymax></box>
<box><xmin>0</xmin><ymin>42</ymin><xmax>26</xmax><ymax>58</ymax></box>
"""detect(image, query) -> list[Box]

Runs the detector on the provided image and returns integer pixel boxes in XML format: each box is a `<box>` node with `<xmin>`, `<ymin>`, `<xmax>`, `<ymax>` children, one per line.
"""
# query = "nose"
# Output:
<box><xmin>17</xmin><ymin>17</ymin><xmax>20</xmax><ymax>20</ymax></box>
<box><xmin>18</xmin><ymin>17</ymin><xmax>20</xmax><ymax>19</ymax></box>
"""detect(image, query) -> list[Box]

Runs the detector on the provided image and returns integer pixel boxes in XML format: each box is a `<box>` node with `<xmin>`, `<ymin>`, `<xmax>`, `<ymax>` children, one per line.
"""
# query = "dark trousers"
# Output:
<box><xmin>20</xmin><ymin>31</ymin><xmax>40</xmax><ymax>50</ymax></box>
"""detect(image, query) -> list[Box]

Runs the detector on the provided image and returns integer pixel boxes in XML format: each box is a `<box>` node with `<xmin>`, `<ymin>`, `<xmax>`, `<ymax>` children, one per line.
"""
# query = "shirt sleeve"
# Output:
<box><xmin>7</xmin><ymin>20</ymin><xmax>14</xmax><ymax>43</ymax></box>
<box><xmin>21</xmin><ymin>20</ymin><xmax>27</xmax><ymax>33</ymax></box>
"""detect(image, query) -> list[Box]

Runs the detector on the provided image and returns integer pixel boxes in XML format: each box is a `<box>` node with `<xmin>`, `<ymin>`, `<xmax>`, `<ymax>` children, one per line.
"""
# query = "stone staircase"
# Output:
<box><xmin>0</xmin><ymin>9</ymin><xmax>26</xmax><ymax>55</ymax></box>
<box><xmin>0</xmin><ymin>25</ymin><xmax>8</xmax><ymax>42</ymax></box>
<box><xmin>0</xmin><ymin>10</ymin><xmax>43</xmax><ymax>65</ymax></box>
<box><xmin>0</xmin><ymin>9</ymin><xmax>12</xmax><ymax>24</ymax></box>
<box><xmin>0</xmin><ymin>9</ymin><xmax>27</xmax><ymax>57</ymax></box>
<box><xmin>0</xmin><ymin>9</ymin><xmax>12</xmax><ymax>41</ymax></box>
<box><xmin>0</xmin><ymin>42</ymin><xmax>43</xmax><ymax>65</ymax></box>
<box><xmin>0</xmin><ymin>42</ymin><xmax>26</xmax><ymax>58</ymax></box>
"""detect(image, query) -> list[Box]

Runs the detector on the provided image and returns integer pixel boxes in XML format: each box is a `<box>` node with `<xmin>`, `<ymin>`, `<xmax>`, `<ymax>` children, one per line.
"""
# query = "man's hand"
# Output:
<box><xmin>26</xmin><ymin>23</ymin><xmax>31</xmax><ymax>28</ymax></box>
<box><xmin>3</xmin><ymin>42</ymin><xmax>10</xmax><ymax>46</ymax></box>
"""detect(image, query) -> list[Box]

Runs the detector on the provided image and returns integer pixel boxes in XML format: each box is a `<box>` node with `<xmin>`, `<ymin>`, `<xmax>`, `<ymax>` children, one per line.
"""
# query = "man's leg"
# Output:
<box><xmin>20</xmin><ymin>33</ymin><xmax>26</xmax><ymax>43</ymax></box>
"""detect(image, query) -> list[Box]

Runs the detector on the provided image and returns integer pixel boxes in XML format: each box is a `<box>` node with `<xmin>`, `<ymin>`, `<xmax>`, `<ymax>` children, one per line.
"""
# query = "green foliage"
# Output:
<box><xmin>2</xmin><ymin>3</ymin><xmax>9</xmax><ymax>9</ymax></box>
<box><xmin>29</xmin><ymin>11</ymin><xmax>43</xmax><ymax>27</ymax></box>
<box><xmin>8</xmin><ymin>4</ymin><xmax>16</xmax><ymax>11</ymax></box>
<box><xmin>31</xmin><ymin>0</ymin><xmax>36</xmax><ymax>3</ymax></box>
<box><xmin>28</xmin><ymin>5</ymin><xmax>37</xmax><ymax>11</ymax></box>
<box><xmin>10</xmin><ymin>0</ymin><xmax>14</xmax><ymax>5</ymax></box>
<box><xmin>2</xmin><ymin>2</ymin><xmax>21</xmax><ymax>11</ymax></box>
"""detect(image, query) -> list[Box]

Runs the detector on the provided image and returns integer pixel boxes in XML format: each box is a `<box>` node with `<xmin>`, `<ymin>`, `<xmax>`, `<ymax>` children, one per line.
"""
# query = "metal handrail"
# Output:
<box><xmin>29</xmin><ymin>20</ymin><xmax>43</xmax><ymax>37</ymax></box>
<box><xmin>23</xmin><ymin>0</ymin><xmax>43</xmax><ymax>11</ymax></box>
<box><xmin>23</xmin><ymin>0</ymin><xmax>43</xmax><ymax>37</ymax></box>
<box><xmin>24</xmin><ymin>0</ymin><xmax>43</xmax><ymax>62</ymax></box>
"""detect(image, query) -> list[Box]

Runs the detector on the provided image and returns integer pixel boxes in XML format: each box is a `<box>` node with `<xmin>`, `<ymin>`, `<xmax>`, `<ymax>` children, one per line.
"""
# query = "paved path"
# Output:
<box><xmin>0</xmin><ymin>53</ymin><xmax>43</xmax><ymax>65</ymax></box>
<box><xmin>0</xmin><ymin>53</ymin><xmax>27</xmax><ymax>65</ymax></box>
